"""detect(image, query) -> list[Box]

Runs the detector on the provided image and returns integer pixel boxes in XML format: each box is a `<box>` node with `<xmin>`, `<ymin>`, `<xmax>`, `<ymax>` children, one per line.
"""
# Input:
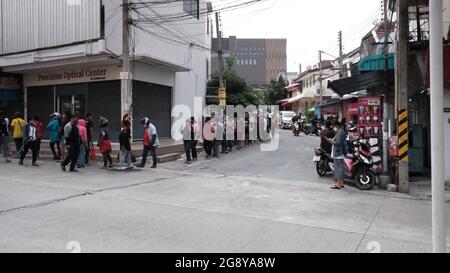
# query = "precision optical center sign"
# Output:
<box><xmin>24</xmin><ymin>66</ymin><xmax>121</xmax><ymax>87</ymax></box>
<box><xmin>38</xmin><ymin>69</ymin><xmax>107</xmax><ymax>81</ymax></box>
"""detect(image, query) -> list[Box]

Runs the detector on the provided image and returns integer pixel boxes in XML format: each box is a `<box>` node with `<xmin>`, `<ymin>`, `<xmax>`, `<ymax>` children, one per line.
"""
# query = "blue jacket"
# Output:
<box><xmin>47</xmin><ymin>119</ymin><xmax>60</xmax><ymax>142</ymax></box>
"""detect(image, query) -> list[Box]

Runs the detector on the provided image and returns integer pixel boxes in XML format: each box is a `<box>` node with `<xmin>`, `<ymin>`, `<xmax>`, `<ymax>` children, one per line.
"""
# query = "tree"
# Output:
<box><xmin>225</xmin><ymin>56</ymin><xmax>236</xmax><ymax>70</ymax></box>
<box><xmin>207</xmin><ymin>70</ymin><xmax>261</xmax><ymax>106</ymax></box>
<box><xmin>262</xmin><ymin>76</ymin><xmax>287</xmax><ymax>106</ymax></box>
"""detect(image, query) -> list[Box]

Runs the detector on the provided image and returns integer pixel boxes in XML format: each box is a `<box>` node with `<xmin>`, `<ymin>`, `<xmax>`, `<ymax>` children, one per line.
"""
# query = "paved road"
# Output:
<box><xmin>0</xmin><ymin>130</ymin><xmax>449</xmax><ymax>253</ymax></box>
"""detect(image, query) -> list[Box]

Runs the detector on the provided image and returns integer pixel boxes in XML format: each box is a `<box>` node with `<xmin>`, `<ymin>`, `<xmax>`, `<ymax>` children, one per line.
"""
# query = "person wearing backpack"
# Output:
<box><xmin>11</xmin><ymin>112</ymin><xmax>25</xmax><ymax>157</ymax></box>
<box><xmin>19</xmin><ymin>118</ymin><xmax>39</xmax><ymax>167</ymax></box>
<box><xmin>61</xmin><ymin>116</ymin><xmax>80</xmax><ymax>172</ymax></box>
<box><xmin>326</xmin><ymin>121</ymin><xmax>347</xmax><ymax>190</ymax></box>
<box><xmin>136</xmin><ymin>117</ymin><xmax>159</xmax><ymax>169</ymax></box>
<box><xmin>0</xmin><ymin>110</ymin><xmax>12</xmax><ymax>163</ymax></box>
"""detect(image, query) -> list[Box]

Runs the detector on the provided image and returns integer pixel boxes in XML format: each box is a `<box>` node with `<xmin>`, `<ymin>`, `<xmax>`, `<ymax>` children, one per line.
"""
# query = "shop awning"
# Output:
<box><xmin>286</xmin><ymin>83</ymin><xmax>300</xmax><ymax>92</ymax></box>
<box><xmin>328</xmin><ymin>70</ymin><xmax>394</xmax><ymax>96</ymax></box>
<box><xmin>133</xmin><ymin>54</ymin><xmax>190</xmax><ymax>72</ymax></box>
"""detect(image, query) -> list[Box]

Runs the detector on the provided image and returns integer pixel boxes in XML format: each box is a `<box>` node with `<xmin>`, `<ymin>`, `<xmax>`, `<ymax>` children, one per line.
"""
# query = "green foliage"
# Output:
<box><xmin>225</xmin><ymin>56</ymin><xmax>236</xmax><ymax>70</ymax></box>
<box><xmin>207</xmin><ymin>70</ymin><xmax>262</xmax><ymax>106</ymax></box>
<box><xmin>305</xmin><ymin>109</ymin><xmax>316</xmax><ymax>121</ymax></box>
<box><xmin>262</xmin><ymin>76</ymin><xmax>287</xmax><ymax>105</ymax></box>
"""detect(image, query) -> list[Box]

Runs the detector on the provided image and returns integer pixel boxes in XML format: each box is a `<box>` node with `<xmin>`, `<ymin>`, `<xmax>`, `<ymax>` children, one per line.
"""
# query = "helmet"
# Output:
<box><xmin>140</xmin><ymin>117</ymin><xmax>150</xmax><ymax>127</ymax></box>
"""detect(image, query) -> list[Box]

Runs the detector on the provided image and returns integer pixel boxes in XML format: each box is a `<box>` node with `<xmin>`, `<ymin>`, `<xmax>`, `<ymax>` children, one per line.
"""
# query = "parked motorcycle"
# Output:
<box><xmin>300</xmin><ymin>119</ymin><xmax>311</xmax><ymax>135</ymax></box>
<box><xmin>313</xmin><ymin>138</ymin><xmax>383</xmax><ymax>190</ymax></box>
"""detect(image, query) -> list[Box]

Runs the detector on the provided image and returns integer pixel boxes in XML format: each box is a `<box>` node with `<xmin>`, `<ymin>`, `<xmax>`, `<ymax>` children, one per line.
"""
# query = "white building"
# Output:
<box><xmin>0</xmin><ymin>0</ymin><xmax>212</xmax><ymax>140</ymax></box>
<box><xmin>286</xmin><ymin>61</ymin><xmax>338</xmax><ymax>114</ymax></box>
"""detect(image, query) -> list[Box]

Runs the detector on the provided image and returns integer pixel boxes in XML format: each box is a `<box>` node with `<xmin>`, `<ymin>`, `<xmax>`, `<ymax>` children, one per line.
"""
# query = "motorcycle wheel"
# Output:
<box><xmin>316</xmin><ymin>161</ymin><xmax>328</xmax><ymax>177</ymax></box>
<box><xmin>303</xmin><ymin>128</ymin><xmax>310</xmax><ymax>135</ymax></box>
<box><xmin>355</xmin><ymin>168</ymin><xmax>376</xmax><ymax>190</ymax></box>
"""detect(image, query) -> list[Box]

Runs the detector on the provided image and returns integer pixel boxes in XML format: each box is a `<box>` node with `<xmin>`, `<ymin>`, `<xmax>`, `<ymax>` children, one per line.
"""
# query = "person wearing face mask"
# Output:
<box><xmin>326</xmin><ymin>121</ymin><xmax>347</xmax><ymax>190</ymax></box>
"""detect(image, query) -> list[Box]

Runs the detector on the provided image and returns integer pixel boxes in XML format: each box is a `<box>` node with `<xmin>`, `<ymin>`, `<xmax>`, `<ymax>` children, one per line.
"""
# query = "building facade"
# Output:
<box><xmin>289</xmin><ymin>61</ymin><xmax>338</xmax><ymax>115</ymax></box>
<box><xmin>0</xmin><ymin>0</ymin><xmax>212</xmax><ymax>140</ymax></box>
<box><xmin>211</xmin><ymin>36</ymin><xmax>287</xmax><ymax>88</ymax></box>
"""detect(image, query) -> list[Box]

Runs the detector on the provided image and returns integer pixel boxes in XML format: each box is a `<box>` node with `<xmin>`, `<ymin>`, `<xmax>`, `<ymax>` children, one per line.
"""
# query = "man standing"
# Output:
<box><xmin>0</xmin><ymin>111</ymin><xmax>11</xmax><ymax>163</ymax></box>
<box><xmin>61</xmin><ymin>117</ymin><xmax>80</xmax><ymax>172</ymax></box>
<box><xmin>47</xmin><ymin>113</ymin><xmax>61</xmax><ymax>160</ymax></box>
<box><xmin>118</xmin><ymin>119</ymin><xmax>133</xmax><ymax>170</ymax></box>
<box><xmin>31</xmin><ymin>115</ymin><xmax>44</xmax><ymax>160</ymax></box>
<box><xmin>136</xmin><ymin>117</ymin><xmax>159</xmax><ymax>168</ymax></box>
<box><xmin>320</xmin><ymin>121</ymin><xmax>335</xmax><ymax>155</ymax></box>
<box><xmin>19</xmin><ymin>118</ymin><xmax>39</xmax><ymax>167</ymax></box>
<box><xmin>11</xmin><ymin>112</ymin><xmax>25</xmax><ymax>157</ymax></box>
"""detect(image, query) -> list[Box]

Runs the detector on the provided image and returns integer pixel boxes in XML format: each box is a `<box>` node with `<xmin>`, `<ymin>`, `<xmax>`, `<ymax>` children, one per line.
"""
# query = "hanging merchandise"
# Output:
<box><xmin>357</xmin><ymin>96</ymin><xmax>382</xmax><ymax>138</ymax></box>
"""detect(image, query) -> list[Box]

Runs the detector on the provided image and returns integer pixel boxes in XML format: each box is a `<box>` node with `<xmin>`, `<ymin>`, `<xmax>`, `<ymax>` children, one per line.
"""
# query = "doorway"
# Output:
<box><xmin>57</xmin><ymin>94</ymin><xmax>87</xmax><ymax>117</ymax></box>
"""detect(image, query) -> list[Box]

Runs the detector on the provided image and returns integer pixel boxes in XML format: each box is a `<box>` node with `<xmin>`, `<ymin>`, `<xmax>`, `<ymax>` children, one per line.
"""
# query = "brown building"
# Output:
<box><xmin>211</xmin><ymin>36</ymin><xmax>287</xmax><ymax>88</ymax></box>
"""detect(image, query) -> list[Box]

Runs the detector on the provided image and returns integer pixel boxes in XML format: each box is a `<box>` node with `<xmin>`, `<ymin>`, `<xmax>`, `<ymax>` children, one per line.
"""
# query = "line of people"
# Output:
<box><xmin>181</xmin><ymin>113</ymin><xmax>272</xmax><ymax>164</ymax></box>
<box><xmin>1</xmin><ymin>109</ymin><xmax>273</xmax><ymax>171</ymax></box>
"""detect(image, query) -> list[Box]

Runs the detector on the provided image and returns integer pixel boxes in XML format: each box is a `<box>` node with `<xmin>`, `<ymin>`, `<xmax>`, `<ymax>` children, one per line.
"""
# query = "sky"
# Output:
<box><xmin>214</xmin><ymin>0</ymin><xmax>382</xmax><ymax>72</ymax></box>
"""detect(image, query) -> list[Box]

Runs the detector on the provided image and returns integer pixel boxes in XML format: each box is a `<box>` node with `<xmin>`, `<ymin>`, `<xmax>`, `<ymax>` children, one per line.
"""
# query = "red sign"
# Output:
<box><xmin>425</xmin><ymin>44</ymin><xmax>450</xmax><ymax>90</ymax></box>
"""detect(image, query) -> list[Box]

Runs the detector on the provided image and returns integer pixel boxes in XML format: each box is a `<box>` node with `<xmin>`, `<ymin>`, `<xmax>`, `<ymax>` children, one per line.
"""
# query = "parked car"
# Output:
<box><xmin>279</xmin><ymin>111</ymin><xmax>296</xmax><ymax>129</ymax></box>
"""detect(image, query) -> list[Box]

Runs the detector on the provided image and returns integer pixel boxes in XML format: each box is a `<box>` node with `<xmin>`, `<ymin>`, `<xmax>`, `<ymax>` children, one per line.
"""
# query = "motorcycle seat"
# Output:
<box><xmin>345</xmin><ymin>154</ymin><xmax>356</xmax><ymax>159</ymax></box>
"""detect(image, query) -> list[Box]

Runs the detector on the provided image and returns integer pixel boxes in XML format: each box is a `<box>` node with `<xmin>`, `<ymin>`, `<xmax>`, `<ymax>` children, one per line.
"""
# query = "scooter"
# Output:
<box><xmin>313</xmin><ymin>139</ymin><xmax>383</xmax><ymax>190</ymax></box>
<box><xmin>292</xmin><ymin>121</ymin><xmax>301</xmax><ymax>136</ymax></box>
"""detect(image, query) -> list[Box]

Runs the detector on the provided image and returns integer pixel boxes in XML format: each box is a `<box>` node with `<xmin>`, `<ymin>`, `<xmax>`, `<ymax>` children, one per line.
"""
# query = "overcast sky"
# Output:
<box><xmin>214</xmin><ymin>0</ymin><xmax>382</xmax><ymax>72</ymax></box>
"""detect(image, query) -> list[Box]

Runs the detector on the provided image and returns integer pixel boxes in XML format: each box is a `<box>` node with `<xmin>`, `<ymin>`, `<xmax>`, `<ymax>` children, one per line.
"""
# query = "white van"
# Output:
<box><xmin>279</xmin><ymin>111</ymin><xmax>296</xmax><ymax>129</ymax></box>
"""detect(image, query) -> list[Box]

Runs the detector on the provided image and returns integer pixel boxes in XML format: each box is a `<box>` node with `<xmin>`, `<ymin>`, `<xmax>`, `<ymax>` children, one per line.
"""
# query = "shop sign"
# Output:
<box><xmin>0</xmin><ymin>77</ymin><xmax>21</xmax><ymax>90</ymax></box>
<box><xmin>348</xmin><ymin>103</ymin><xmax>360</xmax><ymax>115</ymax></box>
<box><xmin>24</xmin><ymin>65</ymin><xmax>121</xmax><ymax>87</ymax></box>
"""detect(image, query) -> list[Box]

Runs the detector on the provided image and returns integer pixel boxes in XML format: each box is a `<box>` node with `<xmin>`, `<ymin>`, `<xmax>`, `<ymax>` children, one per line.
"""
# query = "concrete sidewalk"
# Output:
<box><xmin>408</xmin><ymin>177</ymin><xmax>450</xmax><ymax>202</ymax></box>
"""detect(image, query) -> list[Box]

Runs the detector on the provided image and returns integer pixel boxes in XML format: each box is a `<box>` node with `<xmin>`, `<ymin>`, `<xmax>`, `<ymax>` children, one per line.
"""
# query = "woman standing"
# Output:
<box><xmin>326</xmin><ymin>121</ymin><xmax>347</xmax><ymax>190</ymax></box>
<box><xmin>98</xmin><ymin>116</ymin><xmax>112</xmax><ymax>169</ymax></box>
<box><xmin>76</xmin><ymin>118</ymin><xmax>87</xmax><ymax>168</ymax></box>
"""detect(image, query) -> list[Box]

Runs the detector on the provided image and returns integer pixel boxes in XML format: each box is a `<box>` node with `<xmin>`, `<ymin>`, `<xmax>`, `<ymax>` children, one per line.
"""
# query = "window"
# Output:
<box><xmin>183</xmin><ymin>0</ymin><xmax>199</xmax><ymax>19</ymax></box>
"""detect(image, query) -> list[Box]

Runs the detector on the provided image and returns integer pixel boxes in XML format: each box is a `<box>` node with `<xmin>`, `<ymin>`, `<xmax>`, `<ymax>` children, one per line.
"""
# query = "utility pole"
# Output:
<box><xmin>318</xmin><ymin>50</ymin><xmax>323</xmax><ymax>105</ymax></box>
<box><xmin>338</xmin><ymin>31</ymin><xmax>344</xmax><ymax>79</ymax></box>
<box><xmin>215</xmin><ymin>12</ymin><xmax>226</xmax><ymax>107</ymax></box>
<box><xmin>395</xmin><ymin>0</ymin><xmax>409</xmax><ymax>193</ymax></box>
<box><xmin>429</xmin><ymin>0</ymin><xmax>447</xmax><ymax>253</ymax></box>
<box><xmin>382</xmin><ymin>0</ymin><xmax>390</xmax><ymax>177</ymax></box>
<box><xmin>384</xmin><ymin>0</ymin><xmax>390</xmax><ymax>70</ymax></box>
<box><xmin>121</xmin><ymin>0</ymin><xmax>132</xmax><ymax>133</ymax></box>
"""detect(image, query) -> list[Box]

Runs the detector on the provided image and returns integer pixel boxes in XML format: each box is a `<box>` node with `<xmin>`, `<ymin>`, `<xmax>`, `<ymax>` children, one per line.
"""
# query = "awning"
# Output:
<box><xmin>288</xmin><ymin>95</ymin><xmax>303</xmax><ymax>104</ymax></box>
<box><xmin>286</xmin><ymin>83</ymin><xmax>300</xmax><ymax>92</ymax></box>
<box><xmin>328</xmin><ymin>70</ymin><xmax>394</xmax><ymax>96</ymax></box>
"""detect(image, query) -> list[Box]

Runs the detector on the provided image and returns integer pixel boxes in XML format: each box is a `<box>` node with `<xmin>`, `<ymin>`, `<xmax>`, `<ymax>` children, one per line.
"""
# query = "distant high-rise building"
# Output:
<box><xmin>211</xmin><ymin>36</ymin><xmax>287</xmax><ymax>88</ymax></box>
